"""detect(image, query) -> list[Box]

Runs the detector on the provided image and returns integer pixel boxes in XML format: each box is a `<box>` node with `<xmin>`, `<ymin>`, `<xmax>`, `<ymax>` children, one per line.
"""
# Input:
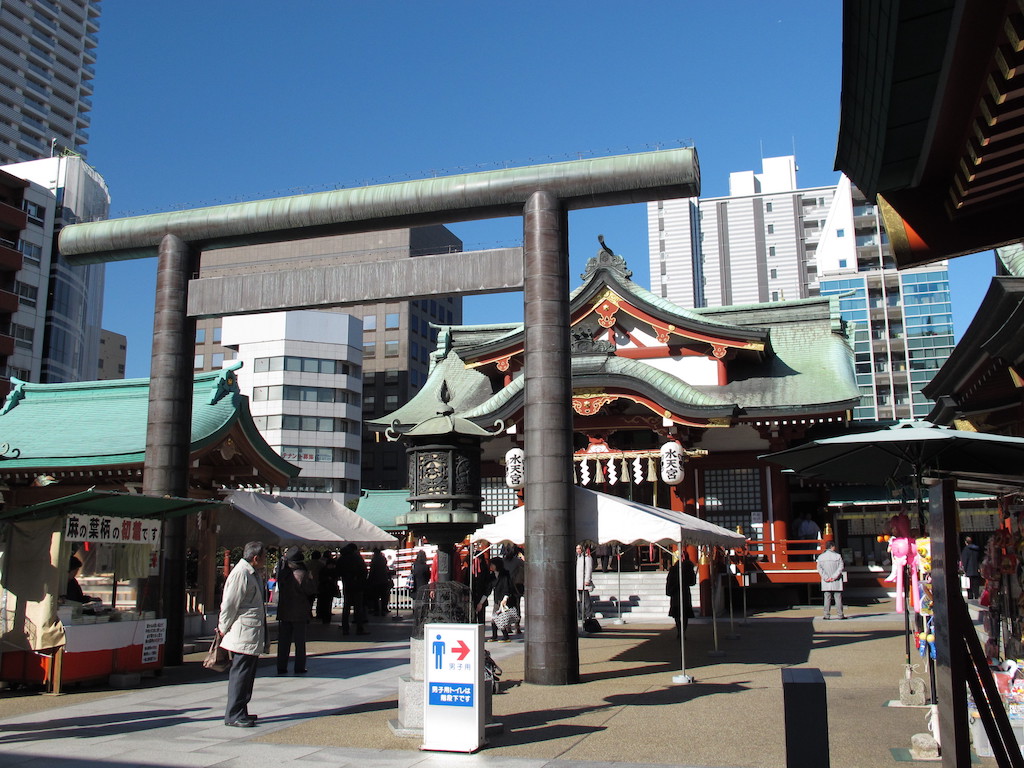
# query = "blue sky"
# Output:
<box><xmin>85</xmin><ymin>2</ymin><xmax>994</xmax><ymax>378</ymax></box>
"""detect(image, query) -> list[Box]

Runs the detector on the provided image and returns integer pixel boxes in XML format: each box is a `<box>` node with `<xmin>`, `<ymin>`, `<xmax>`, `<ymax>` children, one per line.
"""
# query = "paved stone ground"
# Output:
<box><xmin>0</xmin><ymin>599</ymin><xmax>991</xmax><ymax>767</ymax></box>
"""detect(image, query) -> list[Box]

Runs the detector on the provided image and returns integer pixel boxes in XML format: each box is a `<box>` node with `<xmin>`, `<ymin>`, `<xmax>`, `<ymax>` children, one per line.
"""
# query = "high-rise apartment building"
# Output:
<box><xmin>221</xmin><ymin>311</ymin><xmax>363</xmax><ymax>502</ymax></box>
<box><xmin>0</xmin><ymin>0</ymin><xmax>100</xmax><ymax>165</ymax></box>
<box><xmin>194</xmin><ymin>226</ymin><xmax>463</xmax><ymax>493</ymax></box>
<box><xmin>648</xmin><ymin>156</ymin><xmax>955</xmax><ymax>421</ymax></box>
<box><xmin>0</xmin><ymin>154</ymin><xmax>107</xmax><ymax>390</ymax></box>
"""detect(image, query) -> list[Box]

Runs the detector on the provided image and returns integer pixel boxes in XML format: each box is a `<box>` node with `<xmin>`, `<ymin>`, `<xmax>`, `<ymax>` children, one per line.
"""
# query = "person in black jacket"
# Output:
<box><xmin>960</xmin><ymin>536</ymin><xmax>983</xmax><ymax>600</ymax></box>
<box><xmin>666</xmin><ymin>554</ymin><xmax>697</xmax><ymax>638</ymax></box>
<box><xmin>64</xmin><ymin>555</ymin><xmax>101</xmax><ymax>604</ymax></box>
<box><xmin>276</xmin><ymin>546</ymin><xmax>316</xmax><ymax>674</ymax></box>
<box><xmin>484</xmin><ymin>558</ymin><xmax>519</xmax><ymax>642</ymax></box>
<box><xmin>337</xmin><ymin>543</ymin><xmax>369</xmax><ymax>636</ymax></box>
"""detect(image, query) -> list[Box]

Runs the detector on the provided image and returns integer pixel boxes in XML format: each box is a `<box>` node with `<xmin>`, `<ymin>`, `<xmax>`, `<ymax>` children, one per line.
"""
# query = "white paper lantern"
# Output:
<box><xmin>660</xmin><ymin>440</ymin><xmax>685</xmax><ymax>485</ymax></box>
<box><xmin>504</xmin><ymin>447</ymin><xmax>525</xmax><ymax>489</ymax></box>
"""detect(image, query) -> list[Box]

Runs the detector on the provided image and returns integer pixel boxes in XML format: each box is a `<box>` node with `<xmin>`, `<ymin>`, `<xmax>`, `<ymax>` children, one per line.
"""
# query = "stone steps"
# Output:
<box><xmin>587</xmin><ymin>571</ymin><xmax>692</xmax><ymax>620</ymax></box>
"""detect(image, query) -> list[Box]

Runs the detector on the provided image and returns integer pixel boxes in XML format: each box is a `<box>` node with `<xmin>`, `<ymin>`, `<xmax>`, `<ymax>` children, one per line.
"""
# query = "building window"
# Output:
<box><xmin>19</xmin><ymin>241</ymin><xmax>43</xmax><ymax>265</ymax></box>
<box><xmin>23</xmin><ymin>201</ymin><xmax>45</xmax><ymax>224</ymax></box>
<box><xmin>252</xmin><ymin>384</ymin><xmax>352</xmax><ymax>403</ymax></box>
<box><xmin>15</xmin><ymin>281</ymin><xmax>38</xmax><ymax>307</ymax></box>
<box><xmin>363</xmin><ymin>315</ymin><xmax>377</xmax><ymax>331</ymax></box>
<box><xmin>211</xmin><ymin>352</ymin><xmax>224</xmax><ymax>368</ymax></box>
<box><xmin>771</xmin><ymin>291</ymin><xmax>779</xmax><ymax>301</ymax></box>
<box><xmin>765</xmin><ymin>202</ymin><xmax>773</xmax><ymax>213</ymax></box>
<box><xmin>837</xmin><ymin>229</ymin><xmax>845</xmax><ymax>237</ymax></box>
<box><xmin>363</xmin><ymin>342</ymin><xmax>376</xmax><ymax>359</ymax></box>
<box><xmin>384</xmin><ymin>341</ymin><xmax>399</xmax><ymax>358</ymax></box>
<box><xmin>767</xmin><ymin>224</ymin><xmax>774</xmax><ymax>234</ymax></box>
<box><xmin>212</xmin><ymin>326</ymin><xmax>222</xmax><ymax>343</ymax></box>
<box><xmin>769</xmin><ymin>268</ymin><xmax>778</xmax><ymax>279</ymax></box>
<box><xmin>839</xmin><ymin>259</ymin><xmax>847</xmax><ymax>269</ymax></box>
<box><xmin>769</xmin><ymin>246</ymin><xmax>776</xmax><ymax>257</ymax></box>
<box><xmin>195</xmin><ymin>328</ymin><xmax>206</xmax><ymax>343</ymax></box>
<box><xmin>384</xmin><ymin>369</ymin><xmax>399</xmax><ymax>384</ymax></box>
<box><xmin>11</xmin><ymin>323</ymin><xmax>33</xmax><ymax>350</ymax></box>
<box><xmin>194</xmin><ymin>354</ymin><xmax>204</xmax><ymax>369</ymax></box>
<box><xmin>385</xmin><ymin>313</ymin><xmax>400</xmax><ymax>330</ymax></box>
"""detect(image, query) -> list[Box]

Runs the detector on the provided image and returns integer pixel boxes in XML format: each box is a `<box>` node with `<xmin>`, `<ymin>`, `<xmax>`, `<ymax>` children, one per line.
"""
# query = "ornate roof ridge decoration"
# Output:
<box><xmin>1</xmin><ymin>379</ymin><xmax>26</xmax><ymax>416</ymax></box>
<box><xmin>209</xmin><ymin>361</ymin><xmax>243</xmax><ymax>405</ymax></box>
<box><xmin>581</xmin><ymin>235</ymin><xmax>633</xmax><ymax>282</ymax></box>
<box><xmin>570</xmin><ymin>322</ymin><xmax>615</xmax><ymax>356</ymax></box>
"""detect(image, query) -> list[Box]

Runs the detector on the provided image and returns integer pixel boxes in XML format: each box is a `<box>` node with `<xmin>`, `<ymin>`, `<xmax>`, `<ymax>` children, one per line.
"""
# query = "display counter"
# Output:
<box><xmin>0</xmin><ymin>615</ymin><xmax>166</xmax><ymax>691</ymax></box>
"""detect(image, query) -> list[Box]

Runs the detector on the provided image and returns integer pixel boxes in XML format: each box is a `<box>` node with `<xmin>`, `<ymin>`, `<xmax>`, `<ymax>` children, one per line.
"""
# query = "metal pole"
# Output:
<box><xmin>708</xmin><ymin>548</ymin><xmax>724</xmax><ymax>657</ymax></box>
<box><xmin>522</xmin><ymin>191</ymin><xmax>577</xmax><ymax>685</ymax></box>
<box><xmin>614</xmin><ymin>550</ymin><xmax>624</xmax><ymax>625</ymax></box>
<box><xmin>673</xmin><ymin>538</ymin><xmax>693</xmax><ymax>684</ymax></box>
<box><xmin>144</xmin><ymin>233</ymin><xmax>196</xmax><ymax>667</ymax></box>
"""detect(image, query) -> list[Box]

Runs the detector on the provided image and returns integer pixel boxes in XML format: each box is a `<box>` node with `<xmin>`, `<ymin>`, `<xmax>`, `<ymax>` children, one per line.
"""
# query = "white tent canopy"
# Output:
<box><xmin>472</xmin><ymin>486</ymin><xmax>745</xmax><ymax>548</ymax></box>
<box><xmin>220</xmin><ymin>491</ymin><xmax>397</xmax><ymax>548</ymax></box>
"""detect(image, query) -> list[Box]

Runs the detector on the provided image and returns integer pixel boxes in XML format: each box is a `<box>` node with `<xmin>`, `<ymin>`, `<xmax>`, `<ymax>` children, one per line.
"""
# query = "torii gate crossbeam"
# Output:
<box><xmin>59</xmin><ymin>148</ymin><xmax>701</xmax><ymax>684</ymax></box>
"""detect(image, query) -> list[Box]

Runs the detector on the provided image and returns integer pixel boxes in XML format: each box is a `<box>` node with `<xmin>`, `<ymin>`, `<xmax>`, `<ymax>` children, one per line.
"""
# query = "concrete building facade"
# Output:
<box><xmin>220</xmin><ymin>310</ymin><xmax>363</xmax><ymax>502</ymax></box>
<box><xmin>648</xmin><ymin>156</ymin><xmax>955</xmax><ymax>421</ymax></box>
<box><xmin>96</xmin><ymin>327</ymin><xmax>124</xmax><ymax>379</ymax></box>
<box><xmin>0</xmin><ymin>154</ymin><xmax>107</xmax><ymax>389</ymax></box>
<box><xmin>0</xmin><ymin>0</ymin><xmax>100</xmax><ymax>165</ymax></box>
<box><xmin>194</xmin><ymin>225</ymin><xmax>463</xmax><ymax>493</ymax></box>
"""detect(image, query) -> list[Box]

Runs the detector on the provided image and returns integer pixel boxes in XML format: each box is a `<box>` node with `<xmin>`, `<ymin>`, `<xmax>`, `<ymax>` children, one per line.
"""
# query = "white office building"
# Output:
<box><xmin>0</xmin><ymin>0</ymin><xmax>100</xmax><ymax>165</ymax></box>
<box><xmin>648</xmin><ymin>156</ymin><xmax>955</xmax><ymax>421</ymax></box>
<box><xmin>220</xmin><ymin>311</ymin><xmax>363</xmax><ymax>503</ymax></box>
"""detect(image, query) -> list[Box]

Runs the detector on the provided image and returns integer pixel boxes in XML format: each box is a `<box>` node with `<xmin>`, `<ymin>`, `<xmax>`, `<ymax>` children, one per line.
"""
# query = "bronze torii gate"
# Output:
<box><xmin>60</xmin><ymin>148</ymin><xmax>701</xmax><ymax>684</ymax></box>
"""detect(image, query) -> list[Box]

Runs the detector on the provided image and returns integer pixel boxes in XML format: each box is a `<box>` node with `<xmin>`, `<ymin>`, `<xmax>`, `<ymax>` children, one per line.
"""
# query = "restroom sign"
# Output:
<box><xmin>422</xmin><ymin>622</ymin><xmax>485</xmax><ymax>752</ymax></box>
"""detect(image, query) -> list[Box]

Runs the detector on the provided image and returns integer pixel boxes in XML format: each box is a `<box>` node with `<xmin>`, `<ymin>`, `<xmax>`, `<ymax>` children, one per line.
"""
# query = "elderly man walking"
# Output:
<box><xmin>218</xmin><ymin>541</ymin><xmax>269</xmax><ymax>727</ymax></box>
<box><xmin>816</xmin><ymin>541</ymin><xmax>846</xmax><ymax>620</ymax></box>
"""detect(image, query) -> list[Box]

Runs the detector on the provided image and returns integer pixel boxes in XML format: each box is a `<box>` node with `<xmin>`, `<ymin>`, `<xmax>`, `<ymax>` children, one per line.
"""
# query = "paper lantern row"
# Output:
<box><xmin>504</xmin><ymin>442</ymin><xmax>685</xmax><ymax>489</ymax></box>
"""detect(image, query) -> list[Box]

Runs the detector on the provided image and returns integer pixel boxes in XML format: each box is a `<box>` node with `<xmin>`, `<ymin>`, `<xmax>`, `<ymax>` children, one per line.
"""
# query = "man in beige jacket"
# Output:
<box><xmin>218</xmin><ymin>541</ymin><xmax>268</xmax><ymax>727</ymax></box>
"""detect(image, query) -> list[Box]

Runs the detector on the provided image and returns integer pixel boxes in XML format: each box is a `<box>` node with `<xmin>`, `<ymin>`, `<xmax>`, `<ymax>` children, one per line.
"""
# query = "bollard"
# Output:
<box><xmin>781</xmin><ymin>667</ymin><xmax>830</xmax><ymax>768</ymax></box>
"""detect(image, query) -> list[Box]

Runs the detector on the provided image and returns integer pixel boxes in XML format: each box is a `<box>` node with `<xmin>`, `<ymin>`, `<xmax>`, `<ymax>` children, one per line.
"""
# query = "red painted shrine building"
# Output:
<box><xmin>374</xmin><ymin>244</ymin><xmax>863</xmax><ymax>586</ymax></box>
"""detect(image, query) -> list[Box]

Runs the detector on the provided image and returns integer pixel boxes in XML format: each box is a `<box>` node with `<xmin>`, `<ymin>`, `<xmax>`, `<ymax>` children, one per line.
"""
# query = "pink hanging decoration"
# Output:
<box><xmin>884</xmin><ymin>537</ymin><xmax>919</xmax><ymax>614</ymax></box>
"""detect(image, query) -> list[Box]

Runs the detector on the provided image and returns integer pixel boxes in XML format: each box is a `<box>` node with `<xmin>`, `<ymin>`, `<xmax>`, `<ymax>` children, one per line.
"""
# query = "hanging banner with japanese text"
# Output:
<box><xmin>64</xmin><ymin>515</ymin><xmax>162</xmax><ymax>545</ymax></box>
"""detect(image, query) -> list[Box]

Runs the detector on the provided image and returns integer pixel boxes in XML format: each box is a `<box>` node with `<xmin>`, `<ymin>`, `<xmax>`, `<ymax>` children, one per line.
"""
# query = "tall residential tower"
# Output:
<box><xmin>0</xmin><ymin>0</ymin><xmax>100</xmax><ymax>165</ymax></box>
<box><xmin>648</xmin><ymin>156</ymin><xmax>955</xmax><ymax>421</ymax></box>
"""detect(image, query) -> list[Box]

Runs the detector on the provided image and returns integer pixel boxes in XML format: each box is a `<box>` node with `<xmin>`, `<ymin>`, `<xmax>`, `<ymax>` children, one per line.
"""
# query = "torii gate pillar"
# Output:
<box><xmin>522</xmin><ymin>191</ymin><xmax>578</xmax><ymax>684</ymax></box>
<box><xmin>143</xmin><ymin>234</ymin><xmax>197</xmax><ymax>666</ymax></box>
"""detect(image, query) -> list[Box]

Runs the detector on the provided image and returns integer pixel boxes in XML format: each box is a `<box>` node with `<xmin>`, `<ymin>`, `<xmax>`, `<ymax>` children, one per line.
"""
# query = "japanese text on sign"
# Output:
<box><xmin>65</xmin><ymin>515</ymin><xmax>162</xmax><ymax>544</ymax></box>
<box><xmin>141</xmin><ymin>618</ymin><xmax>166</xmax><ymax>664</ymax></box>
<box><xmin>428</xmin><ymin>682</ymin><xmax>474</xmax><ymax>706</ymax></box>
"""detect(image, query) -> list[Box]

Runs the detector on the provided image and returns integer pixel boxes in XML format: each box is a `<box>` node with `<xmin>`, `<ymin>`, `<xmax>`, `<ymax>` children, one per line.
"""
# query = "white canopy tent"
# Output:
<box><xmin>472</xmin><ymin>486</ymin><xmax>745</xmax><ymax>548</ymax></box>
<box><xmin>472</xmin><ymin>486</ymin><xmax>745</xmax><ymax>685</ymax></box>
<box><xmin>219</xmin><ymin>492</ymin><xmax>397</xmax><ymax>548</ymax></box>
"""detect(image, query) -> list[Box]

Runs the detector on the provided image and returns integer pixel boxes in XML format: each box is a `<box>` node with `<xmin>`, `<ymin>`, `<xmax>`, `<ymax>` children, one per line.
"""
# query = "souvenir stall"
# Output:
<box><xmin>967</xmin><ymin>495</ymin><xmax>1024</xmax><ymax>755</ymax></box>
<box><xmin>0</xmin><ymin>491</ymin><xmax>215</xmax><ymax>692</ymax></box>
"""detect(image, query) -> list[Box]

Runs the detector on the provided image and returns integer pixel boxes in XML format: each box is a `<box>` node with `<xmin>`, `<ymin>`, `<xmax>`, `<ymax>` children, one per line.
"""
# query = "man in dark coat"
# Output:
<box><xmin>666</xmin><ymin>554</ymin><xmax>696</xmax><ymax>637</ymax></box>
<box><xmin>276</xmin><ymin>546</ymin><xmax>316</xmax><ymax>675</ymax></box>
<box><xmin>960</xmin><ymin>536</ymin><xmax>983</xmax><ymax>600</ymax></box>
<box><xmin>337</xmin><ymin>543</ymin><xmax>369</xmax><ymax>636</ymax></box>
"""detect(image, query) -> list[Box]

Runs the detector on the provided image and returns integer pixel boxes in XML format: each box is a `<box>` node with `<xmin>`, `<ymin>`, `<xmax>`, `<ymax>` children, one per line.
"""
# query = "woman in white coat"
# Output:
<box><xmin>218</xmin><ymin>541</ymin><xmax>268</xmax><ymax>727</ymax></box>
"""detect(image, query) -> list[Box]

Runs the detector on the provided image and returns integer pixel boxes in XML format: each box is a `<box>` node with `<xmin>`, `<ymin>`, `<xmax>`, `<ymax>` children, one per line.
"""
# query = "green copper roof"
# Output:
<box><xmin>997</xmin><ymin>243</ymin><xmax>1024</xmax><ymax>277</ymax></box>
<box><xmin>0</xmin><ymin>363</ymin><xmax>298</xmax><ymax>478</ymax></box>
<box><xmin>355</xmin><ymin>489</ymin><xmax>411</xmax><ymax>532</ymax></box>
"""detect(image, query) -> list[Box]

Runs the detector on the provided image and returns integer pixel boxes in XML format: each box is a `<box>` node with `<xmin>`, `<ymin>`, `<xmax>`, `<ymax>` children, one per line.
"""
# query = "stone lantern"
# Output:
<box><xmin>386</xmin><ymin>382</ymin><xmax>502</xmax><ymax>583</ymax></box>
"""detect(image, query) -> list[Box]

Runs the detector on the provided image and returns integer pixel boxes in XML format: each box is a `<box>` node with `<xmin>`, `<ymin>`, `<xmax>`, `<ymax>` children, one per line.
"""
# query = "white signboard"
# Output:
<box><xmin>422</xmin><ymin>622</ymin><xmax>485</xmax><ymax>752</ymax></box>
<box><xmin>140</xmin><ymin>619</ymin><xmax>167</xmax><ymax>664</ymax></box>
<box><xmin>64</xmin><ymin>515</ymin><xmax>162</xmax><ymax>545</ymax></box>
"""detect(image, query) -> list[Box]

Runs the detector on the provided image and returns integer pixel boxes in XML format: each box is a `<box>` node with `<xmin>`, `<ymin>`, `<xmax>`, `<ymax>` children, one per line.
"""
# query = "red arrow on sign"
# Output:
<box><xmin>452</xmin><ymin>640</ymin><xmax>470</xmax><ymax>661</ymax></box>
